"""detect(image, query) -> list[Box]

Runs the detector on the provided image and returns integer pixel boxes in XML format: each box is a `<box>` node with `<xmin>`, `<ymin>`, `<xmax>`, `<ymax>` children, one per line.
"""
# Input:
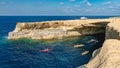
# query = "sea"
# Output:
<box><xmin>0</xmin><ymin>16</ymin><xmax>115</xmax><ymax>68</ymax></box>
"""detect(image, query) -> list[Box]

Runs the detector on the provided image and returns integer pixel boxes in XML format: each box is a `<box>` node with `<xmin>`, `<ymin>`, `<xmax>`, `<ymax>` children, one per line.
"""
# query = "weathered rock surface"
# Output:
<box><xmin>8</xmin><ymin>19</ymin><xmax>109</xmax><ymax>40</ymax></box>
<box><xmin>106</xmin><ymin>22</ymin><xmax>120</xmax><ymax>39</ymax></box>
<box><xmin>85</xmin><ymin>17</ymin><xmax>120</xmax><ymax>68</ymax></box>
<box><xmin>86</xmin><ymin>39</ymin><xmax>120</xmax><ymax>68</ymax></box>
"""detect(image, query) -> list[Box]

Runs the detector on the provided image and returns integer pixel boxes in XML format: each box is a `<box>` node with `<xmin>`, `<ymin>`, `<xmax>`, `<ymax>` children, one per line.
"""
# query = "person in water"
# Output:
<box><xmin>39</xmin><ymin>48</ymin><xmax>52</xmax><ymax>52</ymax></box>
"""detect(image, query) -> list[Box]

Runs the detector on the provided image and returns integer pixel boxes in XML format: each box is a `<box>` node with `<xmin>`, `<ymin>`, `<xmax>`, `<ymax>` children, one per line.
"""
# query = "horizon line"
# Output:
<box><xmin>0</xmin><ymin>15</ymin><xmax>120</xmax><ymax>16</ymax></box>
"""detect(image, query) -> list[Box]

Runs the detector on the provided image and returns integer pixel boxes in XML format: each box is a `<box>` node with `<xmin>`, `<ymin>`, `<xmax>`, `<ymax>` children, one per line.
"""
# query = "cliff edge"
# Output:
<box><xmin>106</xmin><ymin>22</ymin><xmax>120</xmax><ymax>39</ymax></box>
<box><xmin>86</xmin><ymin>39</ymin><xmax>120</xmax><ymax>68</ymax></box>
<box><xmin>85</xmin><ymin>17</ymin><xmax>120</xmax><ymax>68</ymax></box>
<box><xmin>8</xmin><ymin>19</ymin><xmax>109</xmax><ymax>40</ymax></box>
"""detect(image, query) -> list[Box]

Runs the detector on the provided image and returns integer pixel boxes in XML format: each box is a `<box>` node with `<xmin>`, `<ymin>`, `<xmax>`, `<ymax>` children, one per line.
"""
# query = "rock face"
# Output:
<box><xmin>105</xmin><ymin>17</ymin><xmax>120</xmax><ymax>40</ymax></box>
<box><xmin>85</xmin><ymin>17</ymin><xmax>120</xmax><ymax>68</ymax></box>
<box><xmin>8</xmin><ymin>19</ymin><xmax>109</xmax><ymax>40</ymax></box>
<box><xmin>86</xmin><ymin>39</ymin><xmax>120</xmax><ymax>68</ymax></box>
<box><xmin>106</xmin><ymin>22</ymin><xmax>120</xmax><ymax>39</ymax></box>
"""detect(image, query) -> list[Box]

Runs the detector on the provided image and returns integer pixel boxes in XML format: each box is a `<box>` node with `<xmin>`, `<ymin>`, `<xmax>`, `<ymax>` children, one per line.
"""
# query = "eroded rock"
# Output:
<box><xmin>86</xmin><ymin>39</ymin><xmax>120</xmax><ymax>68</ymax></box>
<box><xmin>8</xmin><ymin>19</ymin><xmax>109</xmax><ymax>40</ymax></box>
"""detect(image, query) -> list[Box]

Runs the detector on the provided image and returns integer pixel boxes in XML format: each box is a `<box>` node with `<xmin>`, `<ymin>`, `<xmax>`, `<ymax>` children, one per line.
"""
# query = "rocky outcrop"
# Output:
<box><xmin>86</xmin><ymin>39</ymin><xmax>120</xmax><ymax>68</ymax></box>
<box><xmin>84</xmin><ymin>17</ymin><xmax>120</xmax><ymax>68</ymax></box>
<box><xmin>106</xmin><ymin>17</ymin><xmax>120</xmax><ymax>40</ymax></box>
<box><xmin>8</xmin><ymin>19</ymin><xmax>109</xmax><ymax>40</ymax></box>
<box><xmin>106</xmin><ymin>22</ymin><xmax>120</xmax><ymax>39</ymax></box>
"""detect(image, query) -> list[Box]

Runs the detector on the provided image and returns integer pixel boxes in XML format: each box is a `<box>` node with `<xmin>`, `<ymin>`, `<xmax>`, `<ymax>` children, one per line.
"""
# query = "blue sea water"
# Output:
<box><xmin>0</xmin><ymin>16</ymin><xmax>113</xmax><ymax>68</ymax></box>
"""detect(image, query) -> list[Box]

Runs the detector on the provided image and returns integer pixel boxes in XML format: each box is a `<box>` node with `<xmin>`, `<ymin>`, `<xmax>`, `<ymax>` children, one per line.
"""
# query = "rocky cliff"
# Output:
<box><xmin>8</xmin><ymin>17</ymin><xmax>120</xmax><ymax>68</ymax></box>
<box><xmin>84</xmin><ymin>17</ymin><xmax>120</xmax><ymax>68</ymax></box>
<box><xmin>86</xmin><ymin>39</ymin><xmax>120</xmax><ymax>68</ymax></box>
<box><xmin>106</xmin><ymin>22</ymin><xmax>120</xmax><ymax>39</ymax></box>
<box><xmin>8</xmin><ymin>19</ymin><xmax>109</xmax><ymax>40</ymax></box>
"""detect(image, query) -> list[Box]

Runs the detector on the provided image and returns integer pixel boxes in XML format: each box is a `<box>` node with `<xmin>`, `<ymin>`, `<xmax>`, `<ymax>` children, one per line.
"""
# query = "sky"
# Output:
<box><xmin>0</xmin><ymin>0</ymin><xmax>120</xmax><ymax>16</ymax></box>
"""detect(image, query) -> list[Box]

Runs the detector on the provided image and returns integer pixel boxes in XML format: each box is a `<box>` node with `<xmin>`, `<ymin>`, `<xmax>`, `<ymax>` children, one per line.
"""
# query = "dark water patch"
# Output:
<box><xmin>0</xmin><ymin>34</ymin><xmax>105</xmax><ymax>68</ymax></box>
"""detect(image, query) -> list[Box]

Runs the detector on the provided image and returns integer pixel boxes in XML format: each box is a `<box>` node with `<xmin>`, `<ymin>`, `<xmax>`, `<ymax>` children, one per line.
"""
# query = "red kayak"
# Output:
<box><xmin>39</xmin><ymin>48</ymin><xmax>52</xmax><ymax>52</ymax></box>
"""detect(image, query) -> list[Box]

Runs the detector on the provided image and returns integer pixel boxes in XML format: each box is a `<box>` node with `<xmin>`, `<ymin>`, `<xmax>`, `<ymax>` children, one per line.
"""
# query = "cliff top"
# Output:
<box><xmin>107</xmin><ymin>22</ymin><xmax>120</xmax><ymax>31</ymax></box>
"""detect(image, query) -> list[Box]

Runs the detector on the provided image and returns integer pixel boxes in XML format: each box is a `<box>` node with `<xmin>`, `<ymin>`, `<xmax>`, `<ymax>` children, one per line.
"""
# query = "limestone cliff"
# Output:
<box><xmin>86</xmin><ymin>39</ymin><xmax>120</xmax><ymax>68</ymax></box>
<box><xmin>106</xmin><ymin>22</ymin><xmax>120</xmax><ymax>39</ymax></box>
<box><xmin>84</xmin><ymin>17</ymin><xmax>120</xmax><ymax>68</ymax></box>
<box><xmin>8</xmin><ymin>19</ymin><xmax>109</xmax><ymax>40</ymax></box>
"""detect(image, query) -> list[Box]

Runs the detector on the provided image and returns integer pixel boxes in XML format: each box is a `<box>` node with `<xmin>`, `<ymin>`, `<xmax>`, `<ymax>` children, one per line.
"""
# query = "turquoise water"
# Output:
<box><xmin>0</xmin><ymin>16</ymin><xmax>106</xmax><ymax>68</ymax></box>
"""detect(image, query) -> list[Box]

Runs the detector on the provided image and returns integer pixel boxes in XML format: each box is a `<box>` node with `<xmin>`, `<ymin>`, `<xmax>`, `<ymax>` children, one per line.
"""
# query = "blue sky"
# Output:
<box><xmin>0</xmin><ymin>0</ymin><xmax>120</xmax><ymax>16</ymax></box>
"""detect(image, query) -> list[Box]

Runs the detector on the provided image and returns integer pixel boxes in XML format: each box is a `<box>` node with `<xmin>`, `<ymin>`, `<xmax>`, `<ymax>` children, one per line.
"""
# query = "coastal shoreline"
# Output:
<box><xmin>8</xmin><ymin>17</ymin><xmax>120</xmax><ymax>68</ymax></box>
<box><xmin>8</xmin><ymin>18</ymin><xmax>109</xmax><ymax>40</ymax></box>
